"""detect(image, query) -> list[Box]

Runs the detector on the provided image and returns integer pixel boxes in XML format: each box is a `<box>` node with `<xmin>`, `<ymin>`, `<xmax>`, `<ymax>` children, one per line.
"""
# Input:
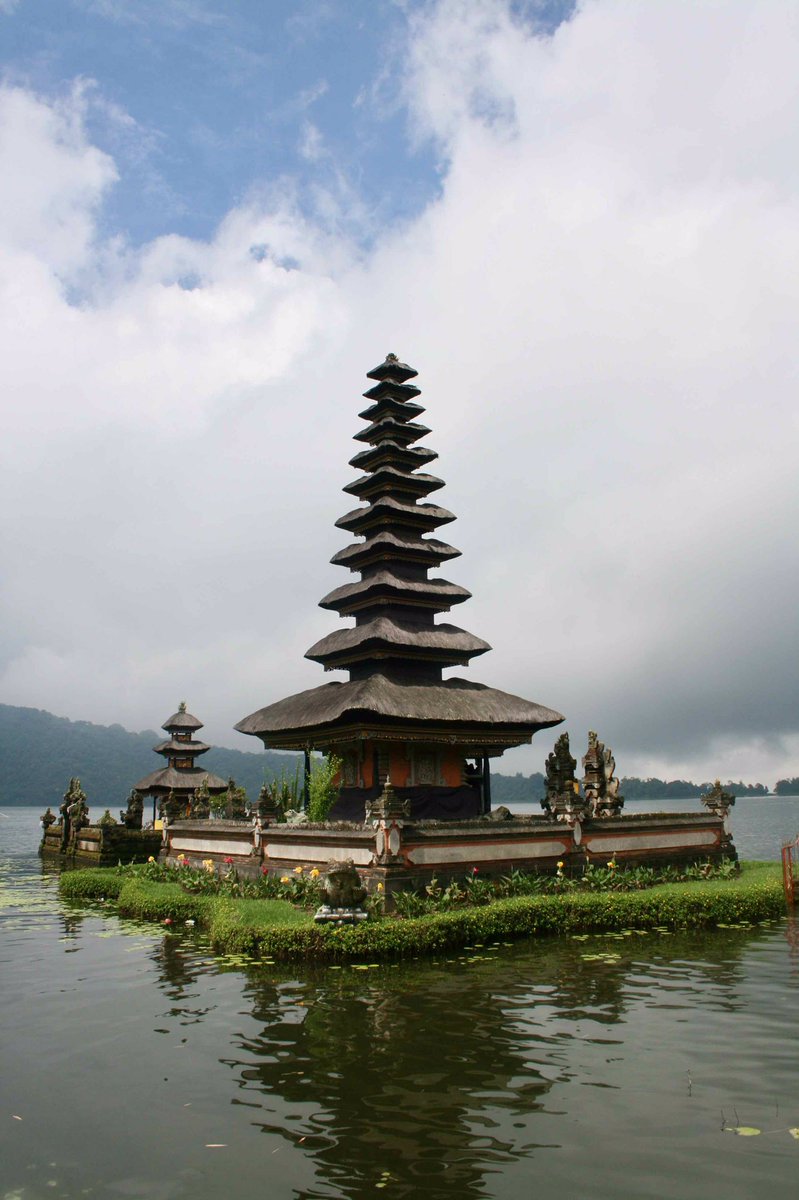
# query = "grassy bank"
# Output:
<box><xmin>59</xmin><ymin>862</ymin><xmax>785</xmax><ymax>962</ymax></box>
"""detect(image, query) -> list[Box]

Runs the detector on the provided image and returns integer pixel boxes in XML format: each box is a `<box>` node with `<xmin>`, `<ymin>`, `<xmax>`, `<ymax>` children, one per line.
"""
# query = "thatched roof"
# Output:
<box><xmin>330</xmin><ymin>532</ymin><xmax>461</xmax><ymax>571</ymax></box>
<box><xmin>320</xmin><ymin>569</ymin><xmax>470</xmax><ymax>613</ymax></box>
<box><xmin>354</xmin><ymin>416</ymin><xmax>431</xmax><ymax>446</ymax></box>
<box><xmin>153</xmin><ymin>739</ymin><xmax>211</xmax><ymax>757</ymax></box>
<box><xmin>305</xmin><ymin>618</ymin><xmax>491</xmax><ymax>667</ymax></box>
<box><xmin>133</xmin><ymin>766</ymin><xmax>228</xmax><ymax>794</ymax></box>
<box><xmin>343</xmin><ymin>466</ymin><xmax>444</xmax><ymax>501</ymax></box>
<box><xmin>236</xmin><ymin>674</ymin><xmax>564</xmax><ymax>743</ymax></box>
<box><xmin>335</xmin><ymin>496</ymin><xmax>456</xmax><ymax>536</ymax></box>
<box><xmin>365</xmin><ymin>354</ymin><xmax>418</xmax><ymax>383</ymax></box>
<box><xmin>358</xmin><ymin>395</ymin><xmax>425</xmax><ymax>423</ymax></box>
<box><xmin>162</xmin><ymin>710</ymin><xmax>203</xmax><ymax>732</ymax></box>
<box><xmin>349</xmin><ymin>441</ymin><xmax>437</xmax><ymax>473</ymax></box>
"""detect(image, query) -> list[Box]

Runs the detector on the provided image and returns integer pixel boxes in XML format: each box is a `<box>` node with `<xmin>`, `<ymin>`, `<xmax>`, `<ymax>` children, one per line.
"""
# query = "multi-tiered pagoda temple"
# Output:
<box><xmin>134</xmin><ymin>703</ymin><xmax>227</xmax><ymax>816</ymax></box>
<box><xmin>236</xmin><ymin>355</ymin><xmax>564</xmax><ymax>819</ymax></box>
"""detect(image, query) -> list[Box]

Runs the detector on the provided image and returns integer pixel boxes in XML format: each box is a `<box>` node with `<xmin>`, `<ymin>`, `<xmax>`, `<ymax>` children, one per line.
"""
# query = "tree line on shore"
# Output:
<box><xmin>0</xmin><ymin>703</ymin><xmax>791</xmax><ymax>808</ymax></box>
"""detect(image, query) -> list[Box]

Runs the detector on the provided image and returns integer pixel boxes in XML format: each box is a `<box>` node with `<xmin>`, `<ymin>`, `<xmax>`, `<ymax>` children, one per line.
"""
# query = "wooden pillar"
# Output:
<box><xmin>483</xmin><ymin>753</ymin><xmax>492</xmax><ymax>814</ymax></box>
<box><xmin>303</xmin><ymin>749</ymin><xmax>311</xmax><ymax>811</ymax></box>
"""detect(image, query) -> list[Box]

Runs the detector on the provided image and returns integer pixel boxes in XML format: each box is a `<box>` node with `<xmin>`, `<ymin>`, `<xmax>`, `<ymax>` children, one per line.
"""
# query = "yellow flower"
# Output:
<box><xmin>310</xmin><ymin>868</ymin><xmax>320</xmax><ymax>878</ymax></box>
<box><xmin>203</xmin><ymin>858</ymin><xmax>214</xmax><ymax>873</ymax></box>
<box><xmin>280</xmin><ymin>875</ymin><xmax>290</xmax><ymax>884</ymax></box>
<box><xmin>377</xmin><ymin>882</ymin><xmax>384</xmax><ymax>892</ymax></box>
<box><xmin>147</xmin><ymin>856</ymin><xmax>155</xmax><ymax>864</ymax></box>
<box><xmin>608</xmin><ymin>859</ymin><xmax>617</xmax><ymax>869</ymax></box>
<box><xmin>293</xmin><ymin>865</ymin><xmax>304</xmax><ymax>874</ymax></box>
<box><xmin>557</xmin><ymin>861</ymin><xmax>564</xmax><ymax>869</ymax></box>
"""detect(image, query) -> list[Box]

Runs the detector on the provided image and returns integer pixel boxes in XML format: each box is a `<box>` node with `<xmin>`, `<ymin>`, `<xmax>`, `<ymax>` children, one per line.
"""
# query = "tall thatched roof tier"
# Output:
<box><xmin>343</xmin><ymin>467</ymin><xmax>445</xmax><ymax>501</ymax></box>
<box><xmin>305</xmin><ymin>618</ymin><xmax>491</xmax><ymax>671</ymax></box>
<box><xmin>319</xmin><ymin>571</ymin><xmax>471</xmax><ymax>616</ymax></box>
<box><xmin>235</xmin><ymin>676</ymin><xmax>563</xmax><ymax>751</ymax></box>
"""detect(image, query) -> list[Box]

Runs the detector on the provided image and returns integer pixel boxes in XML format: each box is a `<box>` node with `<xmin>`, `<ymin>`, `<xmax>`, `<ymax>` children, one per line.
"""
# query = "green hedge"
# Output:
<box><xmin>58</xmin><ymin>863</ymin><xmax>786</xmax><ymax>962</ymax></box>
<box><xmin>59</xmin><ymin>869</ymin><xmax>125</xmax><ymax>901</ymax></box>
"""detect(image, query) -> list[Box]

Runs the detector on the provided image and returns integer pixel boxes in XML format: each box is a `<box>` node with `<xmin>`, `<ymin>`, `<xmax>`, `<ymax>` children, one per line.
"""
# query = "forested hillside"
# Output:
<box><xmin>0</xmin><ymin>704</ymin><xmax>299</xmax><ymax>808</ymax></box>
<box><xmin>0</xmin><ymin>704</ymin><xmax>776</xmax><ymax>810</ymax></box>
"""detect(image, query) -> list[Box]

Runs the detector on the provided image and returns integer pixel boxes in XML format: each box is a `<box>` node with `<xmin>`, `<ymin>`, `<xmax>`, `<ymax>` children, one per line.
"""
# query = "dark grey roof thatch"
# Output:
<box><xmin>358</xmin><ymin>396</ymin><xmax>425</xmax><ymax>422</ymax></box>
<box><xmin>335</xmin><ymin>497</ymin><xmax>456</xmax><ymax>535</ymax></box>
<box><xmin>354</xmin><ymin>417</ymin><xmax>431</xmax><ymax>445</ymax></box>
<box><xmin>162</xmin><ymin>710</ymin><xmax>203</xmax><ymax>732</ymax></box>
<box><xmin>349</xmin><ymin>441</ymin><xmax>437</xmax><ymax>473</ymax></box>
<box><xmin>153</xmin><ymin>739</ymin><xmax>211</xmax><ymax>756</ymax></box>
<box><xmin>133</xmin><ymin>766</ymin><xmax>228</xmax><ymax>794</ymax></box>
<box><xmin>330</xmin><ymin>532</ymin><xmax>461</xmax><ymax>570</ymax></box>
<box><xmin>343</xmin><ymin>467</ymin><xmax>444</xmax><ymax>500</ymax></box>
<box><xmin>365</xmin><ymin>354</ymin><xmax>418</xmax><ymax>383</ymax></box>
<box><xmin>320</xmin><ymin>570</ymin><xmax>471</xmax><ymax>612</ymax></box>
<box><xmin>236</xmin><ymin>674</ymin><xmax>564</xmax><ymax>741</ymax></box>
<box><xmin>305</xmin><ymin>618</ymin><xmax>491</xmax><ymax>666</ymax></box>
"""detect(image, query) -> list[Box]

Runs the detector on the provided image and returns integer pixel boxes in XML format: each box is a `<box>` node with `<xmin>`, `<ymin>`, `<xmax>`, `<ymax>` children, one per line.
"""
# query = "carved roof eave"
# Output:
<box><xmin>353</xmin><ymin>417</ymin><xmax>431</xmax><ymax>445</ymax></box>
<box><xmin>349</xmin><ymin>442</ymin><xmax>437</xmax><ymax>472</ymax></box>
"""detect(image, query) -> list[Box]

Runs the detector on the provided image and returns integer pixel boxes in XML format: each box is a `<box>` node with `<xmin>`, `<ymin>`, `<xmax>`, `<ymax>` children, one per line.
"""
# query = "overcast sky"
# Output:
<box><xmin>1</xmin><ymin>0</ymin><xmax>797</xmax><ymax>785</ymax></box>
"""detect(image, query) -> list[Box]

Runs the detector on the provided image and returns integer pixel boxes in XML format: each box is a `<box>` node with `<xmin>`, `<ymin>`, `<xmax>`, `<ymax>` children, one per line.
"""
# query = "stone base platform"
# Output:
<box><xmin>164</xmin><ymin>809</ymin><xmax>735</xmax><ymax>898</ymax></box>
<box><xmin>40</xmin><ymin>823</ymin><xmax>163</xmax><ymax>866</ymax></box>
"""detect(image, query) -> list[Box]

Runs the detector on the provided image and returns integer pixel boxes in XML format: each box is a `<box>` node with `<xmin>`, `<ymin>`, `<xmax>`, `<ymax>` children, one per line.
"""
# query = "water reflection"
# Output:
<box><xmin>176</xmin><ymin>926</ymin><xmax>772</xmax><ymax>1200</ymax></box>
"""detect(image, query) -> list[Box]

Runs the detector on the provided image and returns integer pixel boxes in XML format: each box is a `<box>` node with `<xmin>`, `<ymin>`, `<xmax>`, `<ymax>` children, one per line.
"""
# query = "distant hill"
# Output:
<box><xmin>0</xmin><ymin>703</ymin><xmax>775</xmax><ymax>810</ymax></box>
<box><xmin>0</xmin><ymin>704</ymin><xmax>300</xmax><ymax>809</ymax></box>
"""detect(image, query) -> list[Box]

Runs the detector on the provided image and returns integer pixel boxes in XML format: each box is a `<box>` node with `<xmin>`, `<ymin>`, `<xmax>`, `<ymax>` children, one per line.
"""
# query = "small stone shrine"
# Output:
<box><xmin>236</xmin><ymin>355</ymin><xmax>564</xmax><ymax>818</ymax></box>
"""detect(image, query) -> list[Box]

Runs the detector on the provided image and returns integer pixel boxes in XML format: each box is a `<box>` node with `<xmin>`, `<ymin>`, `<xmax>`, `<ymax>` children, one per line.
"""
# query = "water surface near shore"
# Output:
<box><xmin>2</xmin><ymin>805</ymin><xmax>799</xmax><ymax>1199</ymax></box>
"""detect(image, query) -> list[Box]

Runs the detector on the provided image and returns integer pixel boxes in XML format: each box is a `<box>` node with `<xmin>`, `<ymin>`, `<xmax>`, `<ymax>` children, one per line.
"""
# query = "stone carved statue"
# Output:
<box><xmin>60</xmin><ymin>777</ymin><xmax>89</xmax><ymax>850</ymax></box>
<box><xmin>542</xmin><ymin>734</ymin><xmax>588</xmax><ymax>824</ymax></box>
<box><xmin>161</xmin><ymin>789</ymin><xmax>185</xmax><ymax>824</ymax></box>
<box><xmin>120</xmin><ymin>789</ymin><xmax>144</xmax><ymax>829</ymax></box>
<box><xmin>700</xmin><ymin>779</ymin><xmax>735</xmax><ymax>818</ymax></box>
<box><xmin>226</xmin><ymin>778</ymin><xmax>248</xmax><ymax>820</ymax></box>
<box><xmin>314</xmin><ymin>859</ymin><xmax>369</xmax><ymax>925</ymax></box>
<box><xmin>98</xmin><ymin>809</ymin><xmax>117</xmax><ymax>827</ymax></box>
<box><xmin>40</xmin><ymin>807</ymin><xmax>56</xmax><ymax>832</ymax></box>
<box><xmin>191</xmin><ymin>779</ymin><xmax>211</xmax><ymax>819</ymax></box>
<box><xmin>583</xmin><ymin>731</ymin><xmax>624</xmax><ymax>818</ymax></box>
<box><xmin>257</xmin><ymin>781</ymin><xmax>281</xmax><ymax>823</ymax></box>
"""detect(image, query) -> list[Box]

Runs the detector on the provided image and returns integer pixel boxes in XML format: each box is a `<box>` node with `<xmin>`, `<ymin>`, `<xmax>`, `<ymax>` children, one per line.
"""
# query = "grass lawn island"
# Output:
<box><xmin>160</xmin><ymin>354</ymin><xmax>736</xmax><ymax>899</ymax></box>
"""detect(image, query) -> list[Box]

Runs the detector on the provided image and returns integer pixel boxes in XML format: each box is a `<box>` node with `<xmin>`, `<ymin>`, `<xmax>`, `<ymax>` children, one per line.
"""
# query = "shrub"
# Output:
<box><xmin>307</xmin><ymin>754</ymin><xmax>343</xmax><ymax>823</ymax></box>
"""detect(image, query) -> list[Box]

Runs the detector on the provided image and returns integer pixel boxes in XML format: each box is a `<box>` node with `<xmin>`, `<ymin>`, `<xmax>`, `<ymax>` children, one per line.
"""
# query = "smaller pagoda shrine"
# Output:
<box><xmin>133</xmin><ymin>703</ymin><xmax>227</xmax><ymax>821</ymax></box>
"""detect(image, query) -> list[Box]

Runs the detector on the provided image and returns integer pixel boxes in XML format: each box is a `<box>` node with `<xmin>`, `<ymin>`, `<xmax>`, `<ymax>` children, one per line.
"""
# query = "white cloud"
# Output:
<box><xmin>1</xmin><ymin>0</ymin><xmax>797</xmax><ymax>785</ymax></box>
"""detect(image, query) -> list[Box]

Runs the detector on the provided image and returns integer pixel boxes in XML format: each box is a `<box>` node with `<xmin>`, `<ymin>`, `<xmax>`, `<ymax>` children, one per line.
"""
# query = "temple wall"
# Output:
<box><xmin>40</xmin><ymin>823</ymin><xmax>162</xmax><ymax>866</ymax></box>
<box><xmin>163</xmin><ymin>810</ymin><xmax>733</xmax><ymax>895</ymax></box>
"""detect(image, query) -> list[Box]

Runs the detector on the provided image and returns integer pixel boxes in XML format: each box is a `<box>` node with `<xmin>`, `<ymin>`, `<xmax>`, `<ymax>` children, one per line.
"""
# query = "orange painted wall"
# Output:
<box><xmin>363</xmin><ymin>743</ymin><xmax>373</xmax><ymax>788</ymax></box>
<box><xmin>390</xmin><ymin>745</ymin><xmax>411</xmax><ymax>787</ymax></box>
<box><xmin>440</xmin><ymin>748</ymin><xmax>465</xmax><ymax>787</ymax></box>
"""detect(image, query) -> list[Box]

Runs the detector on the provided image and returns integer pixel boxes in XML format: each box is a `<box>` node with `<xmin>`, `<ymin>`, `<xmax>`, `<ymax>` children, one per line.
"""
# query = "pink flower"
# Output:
<box><xmin>163</xmin><ymin>918</ymin><xmax>173</xmax><ymax>925</ymax></box>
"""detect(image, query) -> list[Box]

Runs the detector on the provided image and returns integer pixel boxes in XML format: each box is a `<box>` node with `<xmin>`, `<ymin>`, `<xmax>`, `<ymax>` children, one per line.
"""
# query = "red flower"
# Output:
<box><xmin>472</xmin><ymin>866</ymin><xmax>479</xmax><ymax>875</ymax></box>
<box><xmin>260</xmin><ymin>866</ymin><xmax>268</xmax><ymax>875</ymax></box>
<box><xmin>224</xmin><ymin>856</ymin><xmax>234</xmax><ymax>865</ymax></box>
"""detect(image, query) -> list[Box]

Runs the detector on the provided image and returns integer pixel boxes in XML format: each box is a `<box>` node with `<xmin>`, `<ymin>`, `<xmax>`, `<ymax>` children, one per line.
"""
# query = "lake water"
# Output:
<box><xmin>2</xmin><ymin>802</ymin><xmax>799</xmax><ymax>1200</ymax></box>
